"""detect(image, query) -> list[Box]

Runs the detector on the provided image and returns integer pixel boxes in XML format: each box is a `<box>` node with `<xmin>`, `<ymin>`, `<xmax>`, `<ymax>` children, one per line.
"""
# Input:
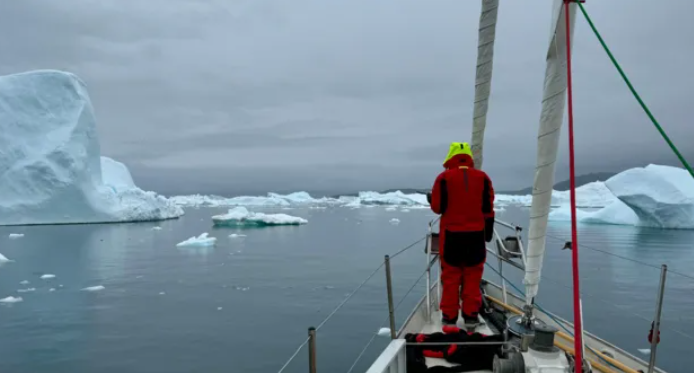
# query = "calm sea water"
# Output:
<box><xmin>0</xmin><ymin>205</ymin><xmax>692</xmax><ymax>373</ymax></box>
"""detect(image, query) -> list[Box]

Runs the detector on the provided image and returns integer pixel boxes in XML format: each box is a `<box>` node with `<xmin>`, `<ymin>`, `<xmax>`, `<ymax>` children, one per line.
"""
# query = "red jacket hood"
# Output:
<box><xmin>443</xmin><ymin>154</ymin><xmax>475</xmax><ymax>169</ymax></box>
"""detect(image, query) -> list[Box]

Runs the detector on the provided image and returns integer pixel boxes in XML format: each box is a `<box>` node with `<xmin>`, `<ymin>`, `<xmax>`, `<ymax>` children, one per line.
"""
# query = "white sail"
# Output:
<box><xmin>470</xmin><ymin>0</ymin><xmax>499</xmax><ymax>169</ymax></box>
<box><xmin>523</xmin><ymin>0</ymin><xmax>577</xmax><ymax>302</ymax></box>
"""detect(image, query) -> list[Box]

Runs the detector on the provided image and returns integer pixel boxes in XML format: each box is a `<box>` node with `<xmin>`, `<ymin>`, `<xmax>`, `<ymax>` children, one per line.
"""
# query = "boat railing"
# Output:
<box><xmin>423</xmin><ymin>216</ymin><xmax>526</xmax><ymax>318</ymax></box>
<box><xmin>277</xmin><ymin>215</ymin><xmax>678</xmax><ymax>373</ymax></box>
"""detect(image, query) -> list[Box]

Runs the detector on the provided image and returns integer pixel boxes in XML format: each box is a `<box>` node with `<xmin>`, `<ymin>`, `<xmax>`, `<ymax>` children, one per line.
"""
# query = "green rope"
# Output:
<box><xmin>577</xmin><ymin>1</ymin><xmax>694</xmax><ymax>179</ymax></box>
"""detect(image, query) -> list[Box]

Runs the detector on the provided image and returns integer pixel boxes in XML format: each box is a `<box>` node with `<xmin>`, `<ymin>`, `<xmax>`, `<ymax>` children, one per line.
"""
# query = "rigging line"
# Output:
<box><xmin>545</xmin><ymin>232</ymin><xmax>694</xmax><ymax>282</ymax></box>
<box><xmin>316</xmin><ymin>235</ymin><xmax>427</xmax><ymax>332</ymax></box>
<box><xmin>276</xmin><ymin>336</ymin><xmax>310</xmax><ymax>373</ymax></box>
<box><xmin>389</xmin><ymin>235</ymin><xmax>428</xmax><ymax>259</ymax></box>
<box><xmin>539</xmin><ymin>273</ymin><xmax>694</xmax><ymax>342</ymax></box>
<box><xmin>346</xmin><ymin>266</ymin><xmax>430</xmax><ymax>373</ymax></box>
<box><xmin>316</xmin><ymin>261</ymin><xmax>385</xmax><ymax>331</ymax></box>
<box><xmin>577</xmin><ymin>1</ymin><xmax>694</xmax><ymax>179</ymax></box>
<box><xmin>563</xmin><ymin>1</ymin><xmax>584</xmax><ymax>370</ymax></box>
<box><xmin>345</xmin><ymin>315</ymin><xmax>389</xmax><ymax>373</ymax></box>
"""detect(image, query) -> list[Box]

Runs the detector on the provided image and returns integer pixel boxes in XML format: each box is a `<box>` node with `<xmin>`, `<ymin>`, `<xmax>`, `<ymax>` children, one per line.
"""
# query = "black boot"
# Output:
<box><xmin>442</xmin><ymin>314</ymin><xmax>458</xmax><ymax>326</ymax></box>
<box><xmin>463</xmin><ymin>314</ymin><xmax>480</xmax><ymax>329</ymax></box>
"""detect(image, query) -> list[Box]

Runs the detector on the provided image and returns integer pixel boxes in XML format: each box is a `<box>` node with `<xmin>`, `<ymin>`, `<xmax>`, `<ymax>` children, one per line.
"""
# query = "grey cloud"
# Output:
<box><xmin>1</xmin><ymin>0</ymin><xmax>693</xmax><ymax>194</ymax></box>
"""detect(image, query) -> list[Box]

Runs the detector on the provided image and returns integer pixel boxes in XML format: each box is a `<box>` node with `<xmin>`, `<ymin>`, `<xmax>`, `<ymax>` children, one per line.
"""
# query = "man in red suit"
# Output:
<box><xmin>428</xmin><ymin>142</ymin><xmax>495</xmax><ymax>327</ymax></box>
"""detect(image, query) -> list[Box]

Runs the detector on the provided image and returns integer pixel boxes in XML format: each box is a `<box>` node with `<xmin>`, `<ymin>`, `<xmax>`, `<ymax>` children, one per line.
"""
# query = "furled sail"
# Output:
<box><xmin>470</xmin><ymin>0</ymin><xmax>499</xmax><ymax>169</ymax></box>
<box><xmin>524</xmin><ymin>0</ymin><xmax>577</xmax><ymax>302</ymax></box>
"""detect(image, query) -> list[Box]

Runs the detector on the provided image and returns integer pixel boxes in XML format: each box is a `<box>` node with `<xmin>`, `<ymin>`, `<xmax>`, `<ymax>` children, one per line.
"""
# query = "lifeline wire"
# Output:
<box><xmin>316</xmin><ymin>235</ymin><xmax>428</xmax><ymax>331</ymax></box>
<box><xmin>545</xmin><ymin>232</ymin><xmax>694</xmax><ymax>282</ymax></box>
<box><xmin>346</xmin><ymin>264</ymin><xmax>430</xmax><ymax>373</ymax></box>
<box><xmin>276</xmin><ymin>336</ymin><xmax>310</xmax><ymax>373</ymax></box>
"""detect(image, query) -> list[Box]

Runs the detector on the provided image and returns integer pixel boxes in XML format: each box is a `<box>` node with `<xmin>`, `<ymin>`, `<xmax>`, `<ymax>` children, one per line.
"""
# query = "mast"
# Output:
<box><xmin>470</xmin><ymin>0</ymin><xmax>499</xmax><ymax>169</ymax></box>
<box><xmin>523</xmin><ymin>1</ymin><xmax>577</xmax><ymax>304</ymax></box>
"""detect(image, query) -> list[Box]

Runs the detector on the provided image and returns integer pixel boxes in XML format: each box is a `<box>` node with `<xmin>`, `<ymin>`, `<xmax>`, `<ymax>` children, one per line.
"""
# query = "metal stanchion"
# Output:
<box><xmin>385</xmin><ymin>255</ymin><xmax>397</xmax><ymax>339</ymax></box>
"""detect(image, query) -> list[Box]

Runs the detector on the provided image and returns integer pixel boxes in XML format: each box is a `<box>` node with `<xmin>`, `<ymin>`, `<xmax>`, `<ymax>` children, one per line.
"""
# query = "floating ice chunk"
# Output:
<box><xmin>228</xmin><ymin>233</ymin><xmax>247</xmax><ymax>238</ymax></box>
<box><xmin>176</xmin><ymin>233</ymin><xmax>217</xmax><ymax>247</ymax></box>
<box><xmin>377</xmin><ymin>328</ymin><xmax>391</xmax><ymax>337</ymax></box>
<box><xmin>151</xmin><ymin>226</ymin><xmax>162</xmax><ymax>231</ymax></box>
<box><xmin>19</xmin><ymin>280</ymin><xmax>29</xmax><ymax>285</ymax></box>
<box><xmin>217</xmin><ymin>307</ymin><xmax>223</xmax><ymax>311</ymax></box>
<box><xmin>212</xmin><ymin>207</ymin><xmax>308</xmax><ymax>227</ymax></box>
<box><xmin>9</xmin><ymin>233</ymin><xmax>24</xmax><ymax>239</ymax></box>
<box><xmin>401</xmin><ymin>209</ymin><xmax>411</xmax><ymax>213</ymax></box>
<box><xmin>17</xmin><ymin>288</ymin><xmax>36</xmax><ymax>293</ymax></box>
<box><xmin>0</xmin><ymin>253</ymin><xmax>10</xmax><ymax>262</ymax></box>
<box><xmin>81</xmin><ymin>285</ymin><xmax>105</xmax><ymax>292</ymax></box>
<box><xmin>0</xmin><ymin>296</ymin><xmax>22</xmax><ymax>304</ymax></box>
<box><xmin>40</xmin><ymin>274</ymin><xmax>56</xmax><ymax>279</ymax></box>
<box><xmin>638</xmin><ymin>349</ymin><xmax>651</xmax><ymax>355</ymax></box>
<box><xmin>389</xmin><ymin>218</ymin><xmax>400</xmax><ymax>225</ymax></box>
<box><xmin>385</xmin><ymin>207</ymin><xmax>397</xmax><ymax>212</ymax></box>
<box><xmin>159</xmin><ymin>292</ymin><xmax>166</xmax><ymax>295</ymax></box>
<box><xmin>49</xmin><ymin>288</ymin><xmax>56</xmax><ymax>292</ymax></box>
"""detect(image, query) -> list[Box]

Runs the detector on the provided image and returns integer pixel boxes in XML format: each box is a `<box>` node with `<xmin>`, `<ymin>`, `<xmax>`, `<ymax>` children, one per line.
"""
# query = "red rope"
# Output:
<box><xmin>564</xmin><ymin>1</ymin><xmax>584</xmax><ymax>371</ymax></box>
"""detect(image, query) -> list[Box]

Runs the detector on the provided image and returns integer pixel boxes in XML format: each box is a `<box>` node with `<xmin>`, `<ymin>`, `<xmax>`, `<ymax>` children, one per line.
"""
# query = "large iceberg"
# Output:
<box><xmin>547</xmin><ymin>164</ymin><xmax>694</xmax><ymax>229</ymax></box>
<box><xmin>605</xmin><ymin>164</ymin><xmax>694</xmax><ymax>229</ymax></box>
<box><xmin>0</xmin><ymin>70</ymin><xmax>183</xmax><ymax>225</ymax></box>
<box><xmin>212</xmin><ymin>207</ymin><xmax>308</xmax><ymax>226</ymax></box>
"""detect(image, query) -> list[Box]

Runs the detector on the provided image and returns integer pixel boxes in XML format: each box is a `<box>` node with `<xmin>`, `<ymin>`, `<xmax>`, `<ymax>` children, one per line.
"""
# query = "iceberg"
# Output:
<box><xmin>0</xmin><ymin>70</ymin><xmax>183</xmax><ymax>225</ymax></box>
<box><xmin>8</xmin><ymin>233</ymin><xmax>24</xmax><ymax>239</ymax></box>
<box><xmin>496</xmin><ymin>182</ymin><xmax>618</xmax><ymax>209</ymax></box>
<box><xmin>171</xmin><ymin>192</ymin><xmax>336</xmax><ymax>208</ymax></box>
<box><xmin>605</xmin><ymin>164</ymin><xmax>694</xmax><ymax>229</ymax></box>
<box><xmin>176</xmin><ymin>233</ymin><xmax>217</xmax><ymax>247</ymax></box>
<box><xmin>40</xmin><ymin>274</ymin><xmax>56</xmax><ymax>279</ymax></box>
<box><xmin>212</xmin><ymin>207</ymin><xmax>308</xmax><ymax>227</ymax></box>
<box><xmin>549</xmin><ymin>200</ymin><xmax>639</xmax><ymax>226</ymax></box>
<box><xmin>347</xmin><ymin>191</ymin><xmax>429</xmax><ymax>207</ymax></box>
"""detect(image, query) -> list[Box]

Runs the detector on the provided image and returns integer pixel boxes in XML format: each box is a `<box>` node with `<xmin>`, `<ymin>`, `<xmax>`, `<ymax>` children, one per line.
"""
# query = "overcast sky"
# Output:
<box><xmin>1</xmin><ymin>0</ymin><xmax>692</xmax><ymax>195</ymax></box>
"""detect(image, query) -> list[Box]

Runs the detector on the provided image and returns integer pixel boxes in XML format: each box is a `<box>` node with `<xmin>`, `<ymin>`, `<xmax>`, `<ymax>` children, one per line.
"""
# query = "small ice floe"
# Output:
<box><xmin>49</xmin><ymin>288</ymin><xmax>56</xmax><ymax>292</ymax></box>
<box><xmin>638</xmin><ymin>349</ymin><xmax>651</xmax><ymax>355</ymax></box>
<box><xmin>136</xmin><ymin>275</ymin><xmax>144</xmax><ymax>279</ymax></box>
<box><xmin>59</xmin><ymin>284</ymin><xmax>64</xmax><ymax>288</ymax></box>
<box><xmin>8</xmin><ymin>233</ymin><xmax>24</xmax><ymax>239</ymax></box>
<box><xmin>19</xmin><ymin>280</ymin><xmax>30</xmax><ymax>285</ymax></box>
<box><xmin>0</xmin><ymin>296</ymin><xmax>23</xmax><ymax>304</ymax></box>
<box><xmin>217</xmin><ymin>307</ymin><xmax>223</xmax><ymax>311</ymax></box>
<box><xmin>0</xmin><ymin>253</ymin><xmax>11</xmax><ymax>263</ymax></box>
<box><xmin>40</xmin><ymin>274</ymin><xmax>56</xmax><ymax>280</ymax></box>
<box><xmin>159</xmin><ymin>292</ymin><xmax>166</xmax><ymax>295</ymax></box>
<box><xmin>176</xmin><ymin>233</ymin><xmax>216</xmax><ymax>247</ymax></box>
<box><xmin>228</xmin><ymin>233</ymin><xmax>247</xmax><ymax>239</ymax></box>
<box><xmin>377</xmin><ymin>328</ymin><xmax>391</xmax><ymax>337</ymax></box>
<box><xmin>151</xmin><ymin>226</ymin><xmax>162</xmax><ymax>231</ymax></box>
<box><xmin>401</xmin><ymin>209</ymin><xmax>411</xmax><ymax>213</ymax></box>
<box><xmin>389</xmin><ymin>218</ymin><xmax>400</xmax><ymax>225</ymax></box>
<box><xmin>385</xmin><ymin>207</ymin><xmax>397</xmax><ymax>212</ymax></box>
<box><xmin>81</xmin><ymin>285</ymin><xmax>105</xmax><ymax>292</ymax></box>
<box><xmin>17</xmin><ymin>288</ymin><xmax>36</xmax><ymax>293</ymax></box>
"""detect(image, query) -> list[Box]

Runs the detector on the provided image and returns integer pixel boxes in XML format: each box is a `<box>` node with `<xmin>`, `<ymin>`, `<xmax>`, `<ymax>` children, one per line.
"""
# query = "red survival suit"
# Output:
<box><xmin>429</xmin><ymin>142</ymin><xmax>495</xmax><ymax>324</ymax></box>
